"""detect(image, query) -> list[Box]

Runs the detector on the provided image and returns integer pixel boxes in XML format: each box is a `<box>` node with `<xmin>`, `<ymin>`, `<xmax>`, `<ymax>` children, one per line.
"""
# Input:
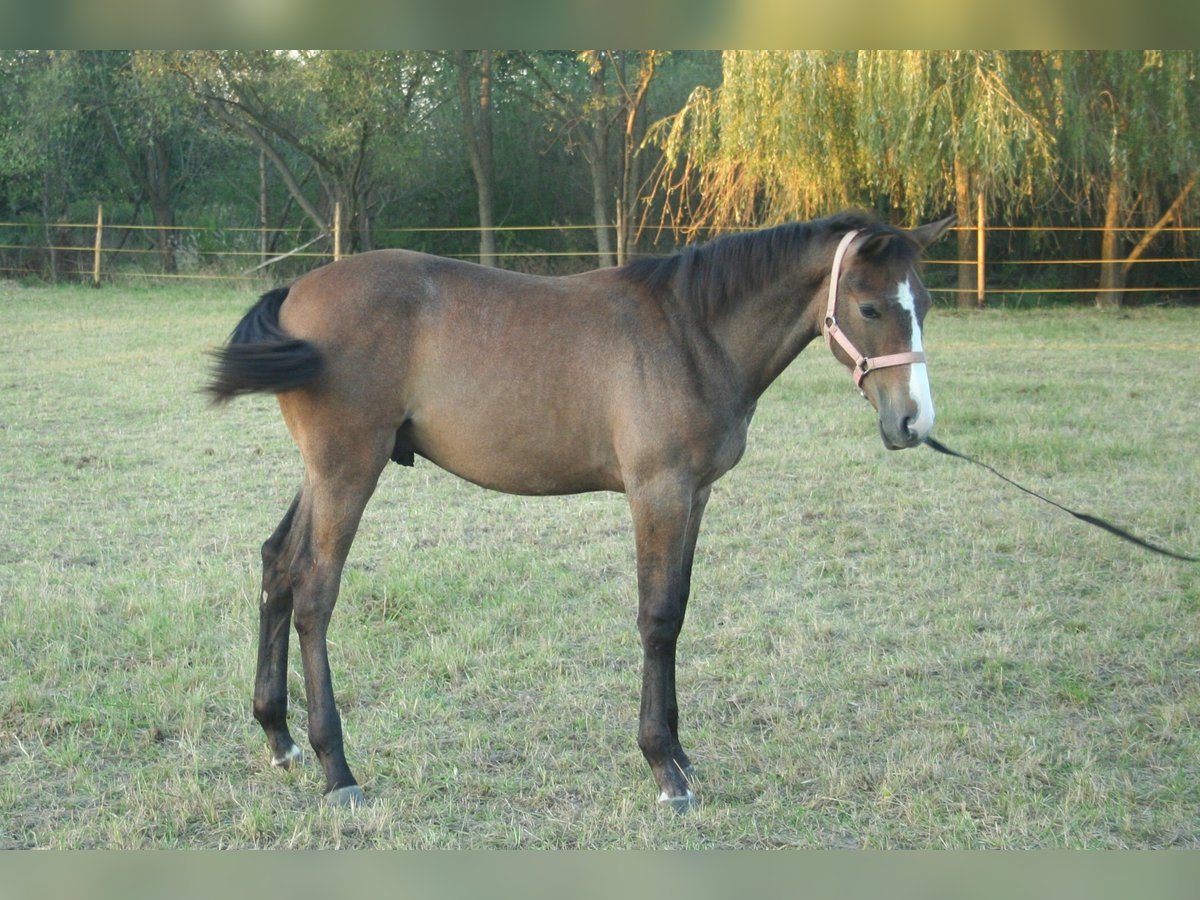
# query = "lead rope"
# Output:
<box><xmin>923</xmin><ymin>436</ymin><xmax>1198</xmax><ymax>562</ymax></box>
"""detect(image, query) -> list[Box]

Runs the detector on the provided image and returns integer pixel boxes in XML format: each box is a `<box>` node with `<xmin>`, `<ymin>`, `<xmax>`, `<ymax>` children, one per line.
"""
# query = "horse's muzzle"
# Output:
<box><xmin>872</xmin><ymin>363</ymin><xmax>934</xmax><ymax>451</ymax></box>
<box><xmin>879</xmin><ymin>416</ymin><xmax>926</xmax><ymax>450</ymax></box>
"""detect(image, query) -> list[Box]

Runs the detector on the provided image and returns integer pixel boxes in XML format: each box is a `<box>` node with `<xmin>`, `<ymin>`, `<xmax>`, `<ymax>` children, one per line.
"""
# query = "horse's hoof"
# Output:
<box><xmin>657</xmin><ymin>788</ymin><xmax>697</xmax><ymax>815</ymax></box>
<box><xmin>323</xmin><ymin>785</ymin><xmax>366</xmax><ymax>808</ymax></box>
<box><xmin>270</xmin><ymin>744</ymin><xmax>303</xmax><ymax>769</ymax></box>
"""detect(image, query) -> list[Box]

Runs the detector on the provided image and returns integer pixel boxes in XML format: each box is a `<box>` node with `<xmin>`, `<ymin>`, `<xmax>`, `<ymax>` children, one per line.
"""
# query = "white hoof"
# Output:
<box><xmin>270</xmin><ymin>744</ymin><xmax>303</xmax><ymax>769</ymax></box>
<box><xmin>324</xmin><ymin>784</ymin><xmax>366</xmax><ymax>808</ymax></box>
<box><xmin>658</xmin><ymin>789</ymin><xmax>697</xmax><ymax>814</ymax></box>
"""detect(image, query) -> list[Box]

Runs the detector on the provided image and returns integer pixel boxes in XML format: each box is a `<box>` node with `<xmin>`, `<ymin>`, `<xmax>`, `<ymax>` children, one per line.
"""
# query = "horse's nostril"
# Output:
<box><xmin>902</xmin><ymin>416</ymin><xmax>916</xmax><ymax>439</ymax></box>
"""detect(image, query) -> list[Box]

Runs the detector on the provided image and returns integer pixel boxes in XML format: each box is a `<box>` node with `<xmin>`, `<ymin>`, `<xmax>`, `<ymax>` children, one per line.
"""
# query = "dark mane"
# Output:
<box><xmin>621</xmin><ymin>211</ymin><xmax>919</xmax><ymax>314</ymax></box>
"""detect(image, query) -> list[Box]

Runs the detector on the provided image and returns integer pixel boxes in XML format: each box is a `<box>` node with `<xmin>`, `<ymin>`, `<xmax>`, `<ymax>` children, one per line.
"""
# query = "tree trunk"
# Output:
<box><xmin>1120</xmin><ymin>171</ymin><xmax>1197</xmax><ymax>279</ymax></box>
<box><xmin>145</xmin><ymin>134</ymin><xmax>178</xmax><ymax>274</ymax></box>
<box><xmin>42</xmin><ymin>171</ymin><xmax>58</xmax><ymax>284</ymax></box>
<box><xmin>1095</xmin><ymin>172</ymin><xmax>1124</xmax><ymax>308</ymax></box>
<box><xmin>259</xmin><ymin>148</ymin><xmax>269</xmax><ymax>265</ymax></box>
<box><xmin>953</xmin><ymin>156</ymin><xmax>976</xmax><ymax>308</ymax></box>
<box><xmin>615</xmin><ymin>51</ymin><xmax>658</xmax><ymax>266</ymax></box>
<box><xmin>358</xmin><ymin>204</ymin><xmax>372</xmax><ymax>253</ymax></box>
<box><xmin>455</xmin><ymin>51</ymin><xmax>497</xmax><ymax>267</ymax></box>
<box><xmin>150</xmin><ymin>199</ymin><xmax>177</xmax><ymax>275</ymax></box>
<box><xmin>586</xmin><ymin>53</ymin><xmax>616</xmax><ymax>268</ymax></box>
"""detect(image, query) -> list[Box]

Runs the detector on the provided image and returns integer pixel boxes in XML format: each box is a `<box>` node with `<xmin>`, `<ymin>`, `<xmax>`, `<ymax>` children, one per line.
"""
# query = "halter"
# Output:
<box><xmin>823</xmin><ymin>229</ymin><xmax>927</xmax><ymax>389</ymax></box>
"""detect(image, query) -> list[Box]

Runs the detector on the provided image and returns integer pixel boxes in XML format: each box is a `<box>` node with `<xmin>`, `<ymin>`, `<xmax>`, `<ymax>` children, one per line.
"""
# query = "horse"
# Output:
<box><xmin>208</xmin><ymin>210</ymin><xmax>955</xmax><ymax>811</ymax></box>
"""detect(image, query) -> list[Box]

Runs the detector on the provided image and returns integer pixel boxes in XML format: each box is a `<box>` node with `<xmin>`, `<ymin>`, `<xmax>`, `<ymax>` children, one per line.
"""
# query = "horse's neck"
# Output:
<box><xmin>705</xmin><ymin>269</ymin><xmax>826</xmax><ymax>403</ymax></box>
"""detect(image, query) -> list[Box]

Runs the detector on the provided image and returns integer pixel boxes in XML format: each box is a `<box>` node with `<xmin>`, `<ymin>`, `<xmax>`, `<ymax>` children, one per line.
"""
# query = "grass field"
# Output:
<box><xmin>1</xmin><ymin>280</ymin><xmax>1198</xmax><ymax>848</ymax></box>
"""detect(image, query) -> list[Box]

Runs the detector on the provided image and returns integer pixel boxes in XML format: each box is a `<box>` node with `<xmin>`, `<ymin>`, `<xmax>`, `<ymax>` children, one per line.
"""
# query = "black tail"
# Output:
<box><xmin>206</xmin><ymin>286</ymin><xmax>324</xmax><ymax>403</ymax></box>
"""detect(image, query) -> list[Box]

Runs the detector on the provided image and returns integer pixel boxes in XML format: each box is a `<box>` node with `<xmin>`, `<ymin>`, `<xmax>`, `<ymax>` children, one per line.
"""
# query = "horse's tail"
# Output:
<box><xmin>206</xmin><ymin>286</ymin><xmax>324</xmax><ymax>403</ymax></box>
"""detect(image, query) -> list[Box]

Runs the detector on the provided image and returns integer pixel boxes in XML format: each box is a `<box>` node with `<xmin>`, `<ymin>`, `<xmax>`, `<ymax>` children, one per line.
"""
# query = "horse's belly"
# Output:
<box><xmin>405</xmin><ymin>414</ymin><xmax>622</xmax><ymax>496</ymax></box>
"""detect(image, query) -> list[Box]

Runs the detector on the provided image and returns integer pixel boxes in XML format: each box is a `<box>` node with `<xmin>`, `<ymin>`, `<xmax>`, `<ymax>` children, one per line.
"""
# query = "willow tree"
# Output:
<box><xmin>652</xmin><ymin>51</ymin><xmax>1055</xmax><ymax>306</ymax></box>
<box><xmin>651</xmin><ymin>51</ymin><xmax>864</xmax><ymax>235</ymax></box>
<box><xmin>854</xmin><ymin>52</ymin><xmax>1056</xmax><ymax>305</ymax></box>
<box><xmin>1052</xmin><ymin>51</ymin><xmax>1200</xmax><ymax>307</ymax></box>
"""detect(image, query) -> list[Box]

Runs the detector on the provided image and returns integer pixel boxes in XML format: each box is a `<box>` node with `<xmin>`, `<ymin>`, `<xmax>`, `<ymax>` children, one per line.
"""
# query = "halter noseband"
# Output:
<box><xmin>823</xmin><ymin>229</ymin><xmax>927</xmax><ymax>389</ymax></box>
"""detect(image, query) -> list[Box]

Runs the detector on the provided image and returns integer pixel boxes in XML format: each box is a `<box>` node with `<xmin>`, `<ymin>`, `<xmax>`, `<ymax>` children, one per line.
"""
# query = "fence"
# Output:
<box><xmin>3</xmin><ymin>204</ymin><xmax>1199</xmax><ymax>306</ymax></box>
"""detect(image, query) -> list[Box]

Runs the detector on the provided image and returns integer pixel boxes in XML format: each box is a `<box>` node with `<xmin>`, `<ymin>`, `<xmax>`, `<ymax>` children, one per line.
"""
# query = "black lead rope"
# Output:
<box><xmin>923</xmin><ymin>435</ymin><xmax>1198</xmax><ymax>563</ymax></box>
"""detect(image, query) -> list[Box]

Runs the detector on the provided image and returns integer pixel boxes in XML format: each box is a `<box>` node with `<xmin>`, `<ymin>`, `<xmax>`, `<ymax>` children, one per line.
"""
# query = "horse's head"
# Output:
<box><xmin>822</xmin><ymin>215</ymin><xmax>955</xmax><ymax>450</ymax></box>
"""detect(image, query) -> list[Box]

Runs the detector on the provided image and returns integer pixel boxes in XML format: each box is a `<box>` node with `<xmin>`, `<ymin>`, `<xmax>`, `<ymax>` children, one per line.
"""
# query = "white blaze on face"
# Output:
<box><xmin>896</xmin><ymin>276</ymin><xmax>935</xmax><ymax>439</ymax></box>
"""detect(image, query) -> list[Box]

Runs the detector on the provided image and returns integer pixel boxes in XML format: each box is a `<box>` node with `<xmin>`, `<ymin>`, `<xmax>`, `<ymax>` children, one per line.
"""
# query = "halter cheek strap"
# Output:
<box><xmin>823</xmin><ymin>229</ymin><xmax>927</xmax><ymax>389</ymax></box>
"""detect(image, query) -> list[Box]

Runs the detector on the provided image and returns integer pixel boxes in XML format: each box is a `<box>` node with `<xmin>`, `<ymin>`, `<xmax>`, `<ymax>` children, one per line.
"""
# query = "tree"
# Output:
<box><xmin>652</xmin><ymin>52</ymin><xmax>1056</xmax><ymax>306</ymax></box>
<box><xmin>453</xmin><ymin>51</ymin><xmax>497</xmax><ymax>266</ymax></box>
<box><xmin>652</xmin><ymin>51</ymin><xmax>862</xmax><ymax>233</ymax></box>
<box><xmin>78</xmin><ymin>51</ymin><xmax>212</xmax><ymax>274</ymax></box>
<box><xmin>611</xmin><ymin>51</ymin><xmax>664</xmax><ymax>265</ymax></box>
<box><xmin>515</xmin><ymin>51</ymin><xmax>616</xmax><ymax>266</ymax></box>
<box><xmin>0</xmin><ymin>52</ymin><xmax>101</xmax><ymax>280</ymax></box>
<box><xmin>165</xmin><ymin>51</ymin><xmax>432</xmax><ymax>254</ymax></box>
<box><xmin>514</xmin><ymin>50</ymin><xmax>674</xmax><ymax>266</ymax></box>
<box><xmin>855</xmin><ymin>52</ymin><xmax>1056</xmax><ymax>306</ymax></box>
<box><xmin>1052</xmin><ymin>51</ymin><xmax>1200</xmax><ymax>307</ymax></box>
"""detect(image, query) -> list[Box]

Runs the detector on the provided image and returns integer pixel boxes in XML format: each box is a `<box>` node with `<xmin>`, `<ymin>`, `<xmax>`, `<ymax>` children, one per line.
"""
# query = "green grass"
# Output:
<box><xmin>2</xmin><ymin>281</ymin><xmax>1198</xmax><ymax>847</ymax></box>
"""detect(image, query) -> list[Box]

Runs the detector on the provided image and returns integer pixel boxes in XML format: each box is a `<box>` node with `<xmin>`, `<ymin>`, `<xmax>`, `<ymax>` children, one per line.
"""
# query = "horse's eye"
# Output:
<box><xmin>860</xmin><ymin>305</ymin><xmax>881</xmax><ymax>320</ymax></box>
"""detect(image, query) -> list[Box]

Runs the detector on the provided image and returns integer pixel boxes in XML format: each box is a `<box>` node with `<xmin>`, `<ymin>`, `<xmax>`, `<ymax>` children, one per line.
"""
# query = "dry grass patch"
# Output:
<box><xmin>2</xmin><ymin>284</ymin><xmax>1198</xmax><ymax>847</ymax></box>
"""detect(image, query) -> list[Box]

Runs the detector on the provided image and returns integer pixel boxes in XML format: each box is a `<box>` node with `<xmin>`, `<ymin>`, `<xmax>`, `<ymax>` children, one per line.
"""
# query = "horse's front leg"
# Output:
<box><xmin>628</xmin><ymin>476</ymin><xmax>706</xmax><ymax>812</ymax></box>
<box><xmin>668</xmin><ymin>484</ymin><xmax>710</xmax><ymax>775</ymax></box>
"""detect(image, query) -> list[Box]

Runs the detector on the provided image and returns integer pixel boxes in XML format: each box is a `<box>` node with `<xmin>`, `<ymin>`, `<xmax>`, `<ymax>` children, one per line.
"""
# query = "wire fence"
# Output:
<box><xmin>3</xmin><ymin>210</ymin><xmax>1199</xmax><ymax>305</ymax></box>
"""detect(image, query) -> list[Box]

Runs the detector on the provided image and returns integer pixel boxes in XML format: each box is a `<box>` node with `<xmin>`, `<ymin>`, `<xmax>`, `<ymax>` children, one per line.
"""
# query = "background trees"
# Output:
<box><xmin>0</xmin><ymin>50</ymin><xmax>1195</xmax><ymax>306</ymax></box>
<box><xmin>1050</xmin><ymin>51</ymin><xmax>1200</xmax><ymax>307</ymax></box>
<box><xmin>653</xmin><ymin>50</ymin><xmax>1198</xmax><ymax>307</ymax></box>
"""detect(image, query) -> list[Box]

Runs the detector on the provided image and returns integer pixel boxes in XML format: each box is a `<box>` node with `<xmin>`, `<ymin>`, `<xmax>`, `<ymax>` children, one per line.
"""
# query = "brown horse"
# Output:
<box><xmin>208</xmin><ymin>210</ymin><xmax>954</xmax><ymax>810</ymax></box>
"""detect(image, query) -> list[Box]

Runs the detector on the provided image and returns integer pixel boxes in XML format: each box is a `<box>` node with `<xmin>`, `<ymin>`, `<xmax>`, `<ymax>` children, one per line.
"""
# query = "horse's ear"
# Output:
<box><xmin>855</xmin><ymin>232</ymin><xmax>894</xmax><ymax>259</ymax></box>
<box><xmin>910</xmin><ymin>214</ymin><xmax>956</xmax><ymax>249</ymax></box>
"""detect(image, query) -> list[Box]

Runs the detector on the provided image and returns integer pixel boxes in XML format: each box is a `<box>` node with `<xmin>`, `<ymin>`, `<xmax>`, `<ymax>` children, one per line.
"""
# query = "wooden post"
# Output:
<box><xmin>333</xmin><ymin>201</ymin><xmax>342</xmax><ymax>262</ymax></box>
<box><xmin>975</xmin><ymin>190</ymin><xmax>985</xmax><ymax>308</ymax></box>
<box><xmin>92</xmin><ymin>204</ymin><xmax>103</xmax><ymax>288</ymax></box>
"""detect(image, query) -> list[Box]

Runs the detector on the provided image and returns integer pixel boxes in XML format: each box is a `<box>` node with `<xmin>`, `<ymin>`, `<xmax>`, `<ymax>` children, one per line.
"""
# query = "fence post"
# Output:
<box><xmin>333</xmin><ymin>201</ymin><xmax>342</xmax><ymax>262</ymax></box>
<box><xmin>92</xmin><ymin>204</ymin><xmax>103</xmax><ymax>288</ymax></box>
<box><xmin>975</xmin><ymin>191</ymin><xmax>985</xmax><ymax>308</ymax></box>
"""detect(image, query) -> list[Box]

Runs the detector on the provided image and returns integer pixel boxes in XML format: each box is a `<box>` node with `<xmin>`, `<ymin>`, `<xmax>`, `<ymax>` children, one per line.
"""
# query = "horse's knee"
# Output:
<box><xmin>638</xmin><ymin>604</ymin><xmax>683</xmax><ymax>649</ymax></box>
<box><xmin>261</xmin><ymin>533</ymin><xmax>279</xmax><ymax>567</ymax></box>
<box><xmin>261</xmin><ymin>559</ymin><xmax>291</xmax><ymax>603</ymax></box>
<box><xmin>261</xmin><ymin>522</ymin><xmax>300</xmax><ymax>603</ymax></box>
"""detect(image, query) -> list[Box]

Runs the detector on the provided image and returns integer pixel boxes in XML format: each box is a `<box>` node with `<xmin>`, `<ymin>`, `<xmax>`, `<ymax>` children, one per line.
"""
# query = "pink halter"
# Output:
<box><xmin>823</xmin><ymin>229</ymin><xmax>926</xmax><ymax>389</ymax></box>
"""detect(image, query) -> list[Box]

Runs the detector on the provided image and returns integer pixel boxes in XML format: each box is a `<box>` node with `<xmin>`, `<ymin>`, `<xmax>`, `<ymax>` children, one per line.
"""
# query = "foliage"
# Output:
<box><xmin>0</xmin><ymin>51</ymin><xmax>1195</xmax><ymax>302</ymax></box>
<box><xmin>650</xmin><ymin>50</ymin><xmax>1198</xmax><ymax>305</ymax></box>
<box><xmin>653</xmin><ymin>51</ymin><xmax>1057</xmax><ymax>227</ymax></box>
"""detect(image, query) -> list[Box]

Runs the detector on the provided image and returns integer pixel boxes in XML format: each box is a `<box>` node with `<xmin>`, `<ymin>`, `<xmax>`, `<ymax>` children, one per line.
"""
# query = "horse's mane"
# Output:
<box><xmin>621</xmin><ymin>211</ymin><xmax>919</xmax><ymax>316</ymax></box>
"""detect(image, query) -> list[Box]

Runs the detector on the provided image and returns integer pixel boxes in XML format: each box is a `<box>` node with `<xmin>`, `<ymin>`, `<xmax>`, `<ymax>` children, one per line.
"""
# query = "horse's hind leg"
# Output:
<box><xmin>287</xmin><ymin>429</ymin><xmax>392</xmax><ymax>807</ymax></box>
<box><xmin>254</xmin><ymin>491</ymin><xmax>303</xmax><ymax>769</ymax></box>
